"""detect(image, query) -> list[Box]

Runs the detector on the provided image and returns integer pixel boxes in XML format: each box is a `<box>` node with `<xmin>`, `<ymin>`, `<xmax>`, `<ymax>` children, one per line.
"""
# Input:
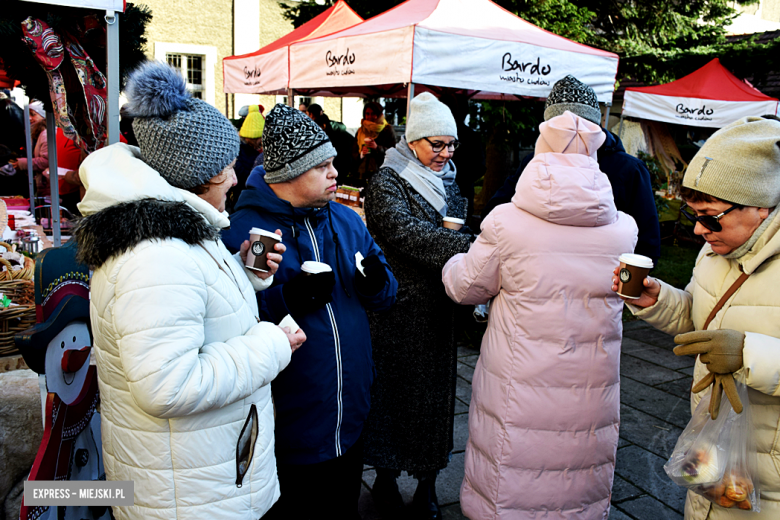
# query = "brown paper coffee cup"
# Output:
<box><xmin>442</xmin><ymin>217</ymin><xmax>465</xmax><ymax>230</ymax></box>
<box><xmin>617</xmin><ymin>253</ymin><xmax>654</xmax><ymax>299</ymax></box>
<box><xmin>246</xmin><ymin>228</ymin><xmax>282</xmax><ymax>273</ymax></box>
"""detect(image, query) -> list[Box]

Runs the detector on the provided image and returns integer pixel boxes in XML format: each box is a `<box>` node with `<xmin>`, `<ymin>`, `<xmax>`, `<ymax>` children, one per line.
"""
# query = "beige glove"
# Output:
<box><xmin>690</xmin><ymin>372</ymin><xmax>742</xmax><ymax>419</ymax></box>
<box><xmin>674</xmin><ymin>329</ymin><xmax>746</xmax><ymax>420</ymax></box>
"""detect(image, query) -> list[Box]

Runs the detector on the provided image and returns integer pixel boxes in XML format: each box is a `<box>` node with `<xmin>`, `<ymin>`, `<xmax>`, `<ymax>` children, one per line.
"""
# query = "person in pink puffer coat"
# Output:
<box><xmin>442</xmin><ymin>111</ymin><xmax>638</xmax><ymax>519</ymax></box>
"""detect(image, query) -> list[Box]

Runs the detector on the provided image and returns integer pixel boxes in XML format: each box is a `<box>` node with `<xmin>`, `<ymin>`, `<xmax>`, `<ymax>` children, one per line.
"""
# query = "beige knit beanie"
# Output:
<box><xmin>405</xmin><ymin>92</ymin><xmax>458</xmax><ymax>143</ymax></box>
<box><xmin>684</xmin><ymin>116</ymin><xmax>780</xmax><ymax>208</ymax></box>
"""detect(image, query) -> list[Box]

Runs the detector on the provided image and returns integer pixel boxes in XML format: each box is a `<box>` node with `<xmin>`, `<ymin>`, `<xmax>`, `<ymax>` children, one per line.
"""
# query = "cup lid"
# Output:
<box><xmin>443</xmin><ymin>217</ymin><xmax>465</xmax><ymax>224</ymax></box>
<box><xmin>301</xmin><ymin>261</ymin><xmax>332</xmax><ymax>274</ymax></box>
<box><xmin>250</xmin><ymin>228</ymin><xmax>282</xmax><ymax>241</ymax></box>
<box><xmin>619</xmin><ymin>253</ymin><xmax>654</xmax><ymax>269</ymax></box>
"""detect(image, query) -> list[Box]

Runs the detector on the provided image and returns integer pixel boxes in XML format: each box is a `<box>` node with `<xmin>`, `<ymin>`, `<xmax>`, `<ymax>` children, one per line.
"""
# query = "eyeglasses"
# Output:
<box><xmin>423</xmin><ymin>137</ymin><xmax>460</xmax><ymax>154</ymax></box>
<box><xmin>680</xmin><ymin>203</ymin><xmax>739</xmax><ymax>232</ymax></box>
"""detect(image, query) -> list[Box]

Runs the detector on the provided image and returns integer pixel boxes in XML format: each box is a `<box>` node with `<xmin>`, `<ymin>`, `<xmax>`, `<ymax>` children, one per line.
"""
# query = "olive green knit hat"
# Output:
<box><xmin>683</xmin><ymin>116</ymin><xmax>780</xmax><ymax>208</ymax></box>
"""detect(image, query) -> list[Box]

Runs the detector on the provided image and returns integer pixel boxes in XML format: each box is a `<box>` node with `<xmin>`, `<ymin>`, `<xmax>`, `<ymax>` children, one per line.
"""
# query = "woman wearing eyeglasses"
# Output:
<box><xmin>616</xmin><ymin>116</ymin><xmax>780</xmax><ymax>520</ymax></box>
<box><xmin>362</xmin><ymin>92</ymin><xmax>473</xmax><ymax>519</ymax></box>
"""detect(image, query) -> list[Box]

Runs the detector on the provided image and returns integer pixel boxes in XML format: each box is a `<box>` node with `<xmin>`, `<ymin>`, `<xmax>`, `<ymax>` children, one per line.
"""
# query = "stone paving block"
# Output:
<box><xmin>677</xmin><ymin>366</ymin><xmax>695</xmax><ymax>376</ymax></box>
<box><xmin>621</xmin><ymin>354</ymin><xmax>689</xmax><ymax>386</ymax></box>
<box><xmin>655</xmin><ymin>377</ymin><xmax>694</xmax><ymax>400</ymax></box>
<box><xmin>442</xmin><ymin>503</ymin><xmax>467</xmax><ymax>519</ymax></box>
<box><xmin>459</xmin><ymin>354</ymin><xmax>480</xmax><ymax>368</ymax></box>
<box><xmin>619</xmin><ymin>405</ymin><xmax>682</xmax><ymax>459</ymax></box>
<box><xmin>618</xmin><ymin>437</ymin><xmax>631</xmax><ymax>449</ymax></box>
<box><xmin>361</xmin><ymin>452</ymin><xmax>466</xmax><ymax>509</ymax></box>
<box><xmin>457</xmin><ymin>345</ymin><xmax>479</xmax><ymax>358</ymax></box>
<box><xmin>621</xmin><ymin>342</ymin><xmax>695</xmax><ymax>370</ymax></box>
<box><xmin>624</xmin><ymin>327</ymin><xmax>678</xmax><ymax>350</ymax></box>
<box><xmin>453</xmin><ymin>412</ymin><xmax>469</xmax><ymax>453</ymax></box>
<box><xmin>621</xmin><ymin>336</ymin><xmax>655</xmax><ymax>353</ymax></box>
<box><xmin>617</xmin><ymin>495</ymin><xmax>684</xmax><ymax>520</ymax></box>
<box><xmin>623</xmin><ymin>320</ymin><xmax>654</xmax><ymax>332</ymax></box>
<box><xmin>456</xmin><ymin>376</ymin><xmax>472</xmax><ymax>405</ymax></box>
<box><xmin>621</xmin><ymin>378</ymin><xmax>691</xmax><ymax>429</ymax></box>
<box><xmin>615</xmin><ymin>445</ymin><xmax>687</xmax><ymax>513</ymax></box>
<box><xmin>455</xmin><ymin>398</ymin><xmax>469</xmax><ymax>414</ymax></box>
<box><xmin>457</xmin><ymin>362</ymin><xmax>475</xmax><ymax>383</ymax></box>
<box><xmin>607</xmin><ymin>506</ymin><xmax>635</xmax><ymax>520</ymax></box>
<box><xmin>612</xmin><ymin>474</ymin><xmax>644</xmax><ymax>502</ymax></box>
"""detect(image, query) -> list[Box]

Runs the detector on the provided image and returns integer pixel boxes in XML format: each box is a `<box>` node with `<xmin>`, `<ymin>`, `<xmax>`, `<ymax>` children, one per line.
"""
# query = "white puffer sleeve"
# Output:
<box><xmin>112</xmin><ymin>243</ymin><xmax>291</xmax><ymax>419</ymax></box>
<box><xmin>743</xmin><ymin>332</ymin><xmax>780</xmax><ymax>396</ymax></box>
<box><xmin>627</xmin><ymin>278</ymin><xmax>696</xmax><ymax>336</ymax></box>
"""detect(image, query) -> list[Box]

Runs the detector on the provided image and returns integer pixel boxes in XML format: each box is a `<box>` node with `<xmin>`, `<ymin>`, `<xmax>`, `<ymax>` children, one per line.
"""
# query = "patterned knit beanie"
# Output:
<box><xmin>405</xmin><ymin>92</ymin><xmax>458</xmax><ymax>143</ymax></box>
<box><xmin>544</xmin><ymin>75</ymin><xmax>601</xmax><ymax>125</ymax></box>
<box><xmin>683</xmin><ymin>116</ymin><xmax>780</xmax><ymax>207</ymax></box>
<box><xmin>125</xmin><ymin>61</ymin><xmax>239</xmax><ymax>189</ymax></box>
<box><xmin>262</xmin><ymin>103</ymin><xmax>336</xmax><ymax>184</ymax></box>
<box><xmin>240</xmin><ymin>105</ymin><xmax>265</xmax><ymax>139</ymax></box>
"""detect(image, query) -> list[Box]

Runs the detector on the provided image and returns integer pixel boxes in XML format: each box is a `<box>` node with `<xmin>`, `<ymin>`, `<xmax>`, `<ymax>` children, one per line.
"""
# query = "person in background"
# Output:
<box><xmin>352</xmin><ymin>101</ymin><xmax>396</xmax><ymax>185</ymax></box>
<box><xmin>119</xmin><ymin>103</ymin><xmax>138</xmax><ymax>147</ymax></box>
<box><xmin>9</xmin><ymin>100</ymin><xmax>47</xmax><ymax>191</ymax></box>
<box><xmin>227</xmin><ymin>104</ymin><xmax>265</xmax><ymax>213</ymax></box>
<box><xmin>483</xmin><ymin>75</ymin><xmax>661</xmax><ymax>266</ymax></box>
<box><xmin>298</xmin><ymin>102</ymin><xmax>308</xmax><ymax>112</ymax></box>
<box><xmin>315</xmin><ymin>113</ymin><xmax>354</xmax><ymax>184</ymax></box>
<box><xmin>444</xmin><ymin>111</ymin><xmax>637</xmax><ymax>520</ymax></box>
<box><xmin>73</xmin><ymin>61</ymin><xmax>301</xmax><ymax>520</ymax></box>
<box><xmin>617</xmin><ymin>116</ymin><xmax>780</xmax><ymax>519</ymax></box>
<box><xmin>0</xmin><ymin>91</ymin><xmax>27</xmax><ymax>196</ymax></box>
<box><xmin>363</xmin><ymin>92</ymin><xmax>472</xmax><ymax>520</ymax></box>
<box><xmin>306</xmin><ymin>103</ymin><xmax>324</xmax><ymax>120</ymax></box>
<box><xmin>222</xmin><ymin>103</ymin><xmax>397</xmax><ymax>520</ymax></box>
<box><xmin>440</xmin><ymin>91</ymin><xmax>484</xmax><ymax>225</ymax></box>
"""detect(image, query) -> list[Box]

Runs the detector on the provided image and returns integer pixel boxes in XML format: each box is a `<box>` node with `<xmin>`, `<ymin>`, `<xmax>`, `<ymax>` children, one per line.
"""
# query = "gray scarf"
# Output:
<box><xmin>382</xmin><ymin>136</ymin><xmax>457</xmax><ymax>217</ymax></box>
<box><xmin>723</xmin><ymin>206</ymin><xmax>779</xmax><ymax>259</ymax></box>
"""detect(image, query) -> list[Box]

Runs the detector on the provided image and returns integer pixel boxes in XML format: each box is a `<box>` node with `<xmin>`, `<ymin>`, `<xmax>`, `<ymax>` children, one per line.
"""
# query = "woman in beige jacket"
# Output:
<box><xmin>613</xmin><ymin>116</ymin><xmax>780</xmax><ymax>519</ymax></box>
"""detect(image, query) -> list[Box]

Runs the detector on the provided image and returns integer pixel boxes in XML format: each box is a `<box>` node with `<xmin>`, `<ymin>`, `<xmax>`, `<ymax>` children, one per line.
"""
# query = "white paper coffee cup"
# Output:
<box><xmin>442</xmin><ymin>217</ymin><xmax>465</xmax><ymax>230</ymax></box>
<box><xmin>301</xmin><ymin>261</ymin><xmax>332</xmax><ymax>275</ymax></box>
<box><xmin>246</xmin><ymin>228</ymin><xmax>282</xmax><ymax>273</ymax></box>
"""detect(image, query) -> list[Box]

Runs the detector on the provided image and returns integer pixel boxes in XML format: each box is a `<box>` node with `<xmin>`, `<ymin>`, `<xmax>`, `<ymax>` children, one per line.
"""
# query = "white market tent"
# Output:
<box><xmin>621</xmin><ymin>58</ymin><xmax>779</xmax><ymax>129</ymax></box>
<box><xmin>223</xmin><ymin>0</ymin><xmax>363</xmax><ymax>96</ymax></box>
<box><xmin>16</xmin><ymin>0</ymin><xmax>123</xmax><ymax>246</ymax></box>
<box><xmin>286</xmin><ymin>0</ymin><xmax>619</xmax><ymax>103</ymax></box>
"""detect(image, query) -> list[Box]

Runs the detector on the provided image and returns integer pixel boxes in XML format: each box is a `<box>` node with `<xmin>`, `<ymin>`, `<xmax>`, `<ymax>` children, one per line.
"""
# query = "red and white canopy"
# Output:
<box><xmin>288</xmin><ymin>0</ymin><xmax>618</xmax><ymax>101</ymax></box>
<box><xmin>623</xmin><ymin>59</ymin><xmax>779</xmax><ymax>128</ymax></box>
<box><xmin>20</xmin><ymin>0</ymin><xmax>125</xmax><ymax>10</ymax></box>
<box><xmin>223</xmin><ymin>1</ymin><xmax>363</xmax><ymax>95</ymax></box>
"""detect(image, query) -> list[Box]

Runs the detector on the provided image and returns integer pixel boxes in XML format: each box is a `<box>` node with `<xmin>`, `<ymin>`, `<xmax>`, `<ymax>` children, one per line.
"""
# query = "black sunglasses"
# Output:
<box><xmin>680</xmin><ymin>203</ymin><xmax>739</xmax><ymax>232</ymax></box>
<box><xmin>423</xmin><ymin>137</ymin><xmax>460</xmax><ymax>153</ymax></box>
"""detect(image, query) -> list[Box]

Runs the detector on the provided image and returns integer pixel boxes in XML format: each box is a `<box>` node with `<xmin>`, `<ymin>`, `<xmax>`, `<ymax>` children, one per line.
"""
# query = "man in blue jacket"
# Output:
<box><xmin>483</xmin><ymin>75</ymin><xmax>661</xmax><ymax>265</ymax></box>
<box><xmin>222</xmin><ymin>103</ymin><xmax>397</xmax><ymax>520</ymax></box>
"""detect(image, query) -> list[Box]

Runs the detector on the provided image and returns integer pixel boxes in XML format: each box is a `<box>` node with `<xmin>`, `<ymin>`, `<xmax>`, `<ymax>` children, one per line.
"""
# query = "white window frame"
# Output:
<box><xmin>154</xmin><ymin>42</ymin><xmax>217</xmax><ymax>107</ymax></box>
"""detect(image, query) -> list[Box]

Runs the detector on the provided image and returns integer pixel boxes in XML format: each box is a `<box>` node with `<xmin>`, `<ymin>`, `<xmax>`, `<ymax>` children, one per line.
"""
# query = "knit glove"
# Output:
<box><xmin>354</xmin><ymin>254</ymin><xmax>388</xmax><ymax>296</ymax></box>
<box><xmin>282</xmin><ymin>271</ymin><xmax>336</xmax><ymax>317</ymax></box>
<box><xmin>674</xmin><ymin>329</ymin><xmax>746</xmax><ymax>420</ymax></box>
<box><xmin>691</xmin><ymin>372</ymin><xmax>742</xmax><ymax>420</ymax></box>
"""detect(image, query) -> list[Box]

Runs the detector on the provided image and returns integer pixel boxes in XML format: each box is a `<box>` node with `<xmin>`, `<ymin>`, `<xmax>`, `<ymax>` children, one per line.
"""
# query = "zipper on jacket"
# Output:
<box><xmin>304</xmin><ymin>216</ymin><xmax>344</xmax><ymax>457</ymax></box>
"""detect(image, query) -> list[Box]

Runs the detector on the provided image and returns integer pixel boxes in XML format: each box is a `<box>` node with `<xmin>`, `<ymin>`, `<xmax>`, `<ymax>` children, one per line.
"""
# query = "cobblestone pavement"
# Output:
<box><xmin>359</xmin><ymin>320</ymin><xmax>692</xmax><ymax>520</ymax></box>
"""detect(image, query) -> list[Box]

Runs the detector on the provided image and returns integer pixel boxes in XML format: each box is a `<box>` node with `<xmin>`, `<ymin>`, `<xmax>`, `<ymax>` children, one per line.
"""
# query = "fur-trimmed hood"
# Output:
<box><xmin>75</xmin><ymin>142</ymin><xmax>228</xmax><ymax>268</ymax></box>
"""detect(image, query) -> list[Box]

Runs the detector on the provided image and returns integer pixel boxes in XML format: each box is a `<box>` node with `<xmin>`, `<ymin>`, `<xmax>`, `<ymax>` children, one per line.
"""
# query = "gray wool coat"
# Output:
<box><xmin>363</xmin><ymin>165</ymin><xmax>472</xmax><ymax>473</ymax></box>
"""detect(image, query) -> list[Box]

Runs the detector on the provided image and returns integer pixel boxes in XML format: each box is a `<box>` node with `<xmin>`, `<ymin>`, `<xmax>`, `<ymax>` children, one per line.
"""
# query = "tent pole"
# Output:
<box><xmin>618</xmin><ymin>110</ymin><xmax>625</xmax><ymax>139</ymax></box>
<box><xmin>24</xmin><ymin>104</ymin><xmax>35</xmax><ymax>218</ymax></box>
<box><xmin>46</xmin><ymin>113</ymin><xmax>61</xmax><ymax>247</ymax></box>
<box><xmin>288</xmin><ymin>88</ymin><xmax>295</xmax><ymax>107</ymax></box>
<box><xmin>602</xmin><ymin>101</ymin><xmax>611</xmax><ymax>128</ymax></box>
<box><xmin>106</xmin><ymin>10</ymin><xmax>120</xmax><ymax>145</ymax></box>
<box><xmin>406</xmin><ymin>83</ymin><xmax>415</xmax><ymax>122</ymax></box>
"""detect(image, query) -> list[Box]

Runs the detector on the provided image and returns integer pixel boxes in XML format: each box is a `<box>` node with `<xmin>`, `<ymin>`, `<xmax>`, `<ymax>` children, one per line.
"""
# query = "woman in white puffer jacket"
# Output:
<box><xmin>73</xmin><ymin>62</ymin><xmax>305</xmax><ymax>520</ymax></box>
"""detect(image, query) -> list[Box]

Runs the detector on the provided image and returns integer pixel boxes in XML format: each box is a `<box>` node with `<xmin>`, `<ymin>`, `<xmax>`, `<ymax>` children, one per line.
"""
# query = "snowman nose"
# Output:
<box><xmin>61</xmin><ymin>346</ymin><xmax>91</xmax><ymax>373</ymax></box>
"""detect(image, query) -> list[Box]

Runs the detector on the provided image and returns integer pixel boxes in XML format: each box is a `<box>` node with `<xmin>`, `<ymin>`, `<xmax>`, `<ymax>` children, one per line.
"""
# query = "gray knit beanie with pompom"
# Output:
<box><xmin>125</xmin><ymin>61</ymin><xmax>240</xmax><ymax>189</ymax></box>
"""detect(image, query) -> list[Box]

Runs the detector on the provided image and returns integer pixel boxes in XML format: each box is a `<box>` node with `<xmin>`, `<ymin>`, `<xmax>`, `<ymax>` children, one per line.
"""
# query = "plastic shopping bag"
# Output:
<box><xmin>664</xmin><ymin>372</ymin><xmax>760</xmax><ymax>511</ymax></box>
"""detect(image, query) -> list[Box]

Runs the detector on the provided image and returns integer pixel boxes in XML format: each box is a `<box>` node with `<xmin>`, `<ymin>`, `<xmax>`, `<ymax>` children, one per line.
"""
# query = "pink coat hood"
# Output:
<box><xmin>512</xmin><ymin>111</ymin><xmax>615</xmax><ymax>227</ymax></box>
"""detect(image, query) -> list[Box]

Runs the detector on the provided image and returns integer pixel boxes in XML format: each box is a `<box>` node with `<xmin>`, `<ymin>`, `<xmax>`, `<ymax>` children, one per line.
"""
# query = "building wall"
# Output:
<box><xmin>140</xmin><ymin>0</ymin><xmax>233</xmax><ymax>114</ymax></box>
